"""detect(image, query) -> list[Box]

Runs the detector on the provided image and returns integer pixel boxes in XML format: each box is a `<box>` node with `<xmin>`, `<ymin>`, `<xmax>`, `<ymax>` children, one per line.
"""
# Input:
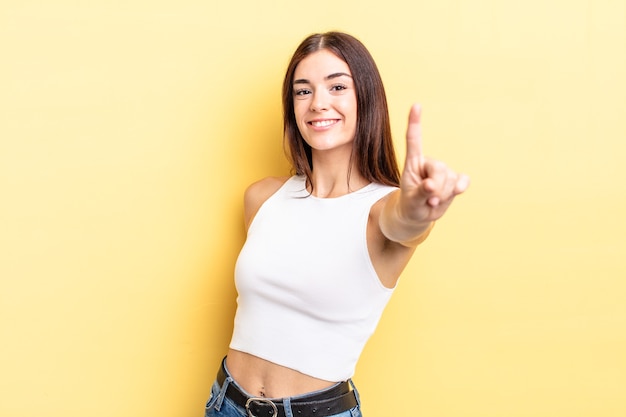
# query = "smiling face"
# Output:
<box><xmin>292</xmin><ymin>49</ymin><xmax>357</xmax><ymax>156</ymax></box>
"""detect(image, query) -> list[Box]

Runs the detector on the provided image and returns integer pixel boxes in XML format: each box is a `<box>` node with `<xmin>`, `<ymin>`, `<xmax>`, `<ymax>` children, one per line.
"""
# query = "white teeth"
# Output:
<box><xmin>311</xmin><ymin>120</ymin><xmax>336</xmax><ymax>127</ymax></box>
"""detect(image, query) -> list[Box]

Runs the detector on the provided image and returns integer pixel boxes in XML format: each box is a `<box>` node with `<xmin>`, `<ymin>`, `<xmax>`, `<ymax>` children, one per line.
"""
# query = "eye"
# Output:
<box><xmin>331</xmin><ymin>84</ymin><xmax>348</xmax><ymax>92</ymax></box>
<box><xmin>294</xmin><ymin>88</ymin><xmax>311</xmax><ymax>97</ymax></box>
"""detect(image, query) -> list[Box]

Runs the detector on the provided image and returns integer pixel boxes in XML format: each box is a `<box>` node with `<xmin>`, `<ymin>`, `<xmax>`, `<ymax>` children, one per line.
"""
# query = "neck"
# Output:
<box><xmin>308</xmin><ymin>157</ymin><xmax>368</xmax><ymax>199</ymax></box>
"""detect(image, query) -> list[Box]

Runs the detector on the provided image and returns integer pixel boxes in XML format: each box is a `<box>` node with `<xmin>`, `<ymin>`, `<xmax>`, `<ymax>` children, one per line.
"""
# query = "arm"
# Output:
<box><xmin>379</xmin><ymin>104</ymin><xmax>470</xmax><ymax>247</ymax></box>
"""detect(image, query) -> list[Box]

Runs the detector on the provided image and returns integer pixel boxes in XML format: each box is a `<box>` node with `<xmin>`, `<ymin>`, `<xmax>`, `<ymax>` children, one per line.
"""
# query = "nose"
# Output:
<box><xmin>310</xmin><ymin>90</ymin><xmax>329</xmax><ymax>112</ymax></box>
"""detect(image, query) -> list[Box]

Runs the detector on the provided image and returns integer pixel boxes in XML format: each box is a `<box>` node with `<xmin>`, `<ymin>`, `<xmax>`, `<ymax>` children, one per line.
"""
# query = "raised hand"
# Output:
<box><xmin>399</xmin><ymin>104</ymin><xmax>470</xmax><ymax>224</ymax></box>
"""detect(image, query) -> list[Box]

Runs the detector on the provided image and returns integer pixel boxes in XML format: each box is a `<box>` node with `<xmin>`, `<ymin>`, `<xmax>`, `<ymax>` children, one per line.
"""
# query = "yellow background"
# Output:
<box><xmin>1</xmin><ymin>1</ymin><xmax>625</xmax><ymax>416</ymax></box>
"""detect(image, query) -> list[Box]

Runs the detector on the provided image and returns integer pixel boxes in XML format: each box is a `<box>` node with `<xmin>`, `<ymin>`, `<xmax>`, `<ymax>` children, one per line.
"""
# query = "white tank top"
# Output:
<box><xmin>229</xmin><ymin>175</ymin><xmax>398</xmax><ymax>381</ymax></box>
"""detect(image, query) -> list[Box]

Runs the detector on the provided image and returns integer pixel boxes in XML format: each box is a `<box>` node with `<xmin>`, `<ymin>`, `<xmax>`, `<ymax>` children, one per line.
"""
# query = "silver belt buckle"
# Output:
<box><xmin>245</xmin><ymin>397</ymin><xmax>278</xmax><ymax>417</ymax></box>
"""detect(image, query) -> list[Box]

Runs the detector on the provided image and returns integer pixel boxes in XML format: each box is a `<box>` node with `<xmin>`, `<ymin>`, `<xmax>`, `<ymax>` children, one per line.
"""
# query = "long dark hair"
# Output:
<box><xmin>282</xmin><ymin>31</ymin><xmax>400</xmax><ymax>188</ymax></box>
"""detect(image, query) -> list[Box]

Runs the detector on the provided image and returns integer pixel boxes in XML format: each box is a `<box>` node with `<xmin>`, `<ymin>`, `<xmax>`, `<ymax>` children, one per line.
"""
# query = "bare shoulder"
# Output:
<box><xmin>244</xmin><ymin>176</ymin><xmax>290</xmax><ymax>205</ymax></box>
<box><xmin>243</xmin><ymin>176</ymin><xmax>290</xmax><ymax>229</ymax></box>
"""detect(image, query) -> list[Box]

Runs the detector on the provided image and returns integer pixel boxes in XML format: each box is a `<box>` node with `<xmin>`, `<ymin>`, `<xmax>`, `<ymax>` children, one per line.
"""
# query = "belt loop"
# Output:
<box><xmin>348</xmin><ymin>379</ymin><xmax>361</xmax><ymax>407</ymax></box>
<box><xmin>283</xmin><ymin>397</ymin><xmax>293</xmax><ymax>417</ymax></box>
<box><xmin>214</xmin><ymin>375</ymin><xmax>233</xmax><ymax>412</ymax></box>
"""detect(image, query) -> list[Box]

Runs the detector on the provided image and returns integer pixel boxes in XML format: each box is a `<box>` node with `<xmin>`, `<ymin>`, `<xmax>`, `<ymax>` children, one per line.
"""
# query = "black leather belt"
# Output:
<box><xmin>216</xmin><ymin>361</ymin><xmax>358</xmax><ymax>417</ymax></box>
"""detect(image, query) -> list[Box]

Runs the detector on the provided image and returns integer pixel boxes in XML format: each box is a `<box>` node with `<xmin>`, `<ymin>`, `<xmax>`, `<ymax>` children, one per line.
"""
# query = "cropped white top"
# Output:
<box><xmin>229</xmin><ymin>175</ymin><xmax>398</xmax><ymax>381</ymax></box>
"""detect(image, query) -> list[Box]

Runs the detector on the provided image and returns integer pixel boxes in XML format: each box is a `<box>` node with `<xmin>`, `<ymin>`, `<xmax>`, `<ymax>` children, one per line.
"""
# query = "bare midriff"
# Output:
<box><xmin>226</xmin><ymin>349</ymin><xmax>337</xmax><ymax>398</ymax></box>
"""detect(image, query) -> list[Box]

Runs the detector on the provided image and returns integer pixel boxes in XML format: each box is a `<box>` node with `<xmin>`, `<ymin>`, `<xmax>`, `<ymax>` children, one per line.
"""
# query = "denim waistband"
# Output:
<box><xmin>212</xmin><ymin>357</ymin><xmax>360</xmax><ymax>417</ymax></box>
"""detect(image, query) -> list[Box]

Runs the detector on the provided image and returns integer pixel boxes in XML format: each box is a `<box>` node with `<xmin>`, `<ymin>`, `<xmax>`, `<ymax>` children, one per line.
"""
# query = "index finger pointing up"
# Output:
<box><xmin>406</xmin><ymin>103</ymin><xmax>424</xmax><ymax>173</ymax></box>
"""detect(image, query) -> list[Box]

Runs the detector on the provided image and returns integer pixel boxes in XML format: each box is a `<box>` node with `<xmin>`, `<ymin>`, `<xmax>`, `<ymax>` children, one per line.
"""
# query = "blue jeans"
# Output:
<box><xmin>204</xmin><ymin>361</ymin><xmax>363</xmax><ymax>417</ymax></box>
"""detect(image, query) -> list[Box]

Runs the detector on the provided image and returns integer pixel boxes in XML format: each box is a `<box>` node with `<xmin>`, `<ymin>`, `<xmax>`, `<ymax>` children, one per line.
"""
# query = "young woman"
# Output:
<box><xmin>205</xmin><ymin>31</ymin><xmax>469</xmax><ymax>417</ymax></box>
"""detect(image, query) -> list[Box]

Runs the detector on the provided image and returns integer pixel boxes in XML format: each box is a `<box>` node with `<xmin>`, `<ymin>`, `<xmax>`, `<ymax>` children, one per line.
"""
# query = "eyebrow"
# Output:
<box><xmin>293</xmin><ymin>72</ymin><xmax>353</xmax><ymax>85</ymax></box>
